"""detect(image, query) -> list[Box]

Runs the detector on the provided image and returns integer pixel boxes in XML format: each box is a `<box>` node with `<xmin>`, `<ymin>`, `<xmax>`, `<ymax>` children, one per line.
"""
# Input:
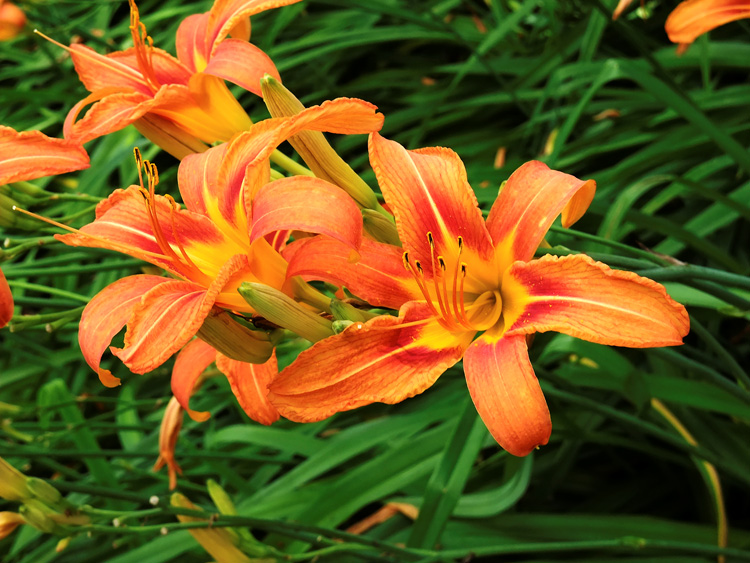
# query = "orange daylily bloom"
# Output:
<box><xmin>49</xmin><ymin>98</ymin><xmax>380</xmax><ymax>393</ymax></box>
<box><xmin>269</xmin><ymin>133</ymin><xmax>690</xmax><ymax>457</ymax></box>
<box><xmin>0</xmin><ymin>1</ymin><xmax>25</xmax><ymax>41</ymax></box>
<box><xmin>666</xmin><ymin>0</ymin><xmax>750</xmax><ymax>53</ymax></box>
<box><xmin>58</xmin><ymin>0</ymin><xmax>300</xmax><ymax>157</ymax></box>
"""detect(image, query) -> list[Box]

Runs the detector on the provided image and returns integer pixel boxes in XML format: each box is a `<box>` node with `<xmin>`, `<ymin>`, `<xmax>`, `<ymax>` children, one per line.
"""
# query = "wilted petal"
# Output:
<box><xmin>502</xmin><ymin>254</ymin><xmax>690</xmax><ymax>347</ymax></box>
<box><xmin>153</xmin><ymin>397</ymin><xmax>186</xmax><ymax>490</ymax></box>
<box><xmin>216</xmin><ymin>352</ymin><xmax>279</xmax><ymax>425</ymax></box>
<box><xmin>486</xmin><ymin>160</ymin><xmax>595</xmax><ymax>266</ymax></box>
<box><xmin>463</xmin><ymin>332</ymin><xmax>551</xmax><ymax>456</ymax></box>
<box><xmin>268</xmin><ymin>301</ymin><xmax>473</xmax><ymax>422</ymax></box>
<box><xmin>0</xmin><ymin>126</ymin><xmax>89</xmax><ymax>184</ymax></box>
<box><xmin>78</xmin><ymin>275</ymin><xmax>167</xmax><ymax>387</ymax></box>
<box><xmin>284</xmin><ymin>236</ymin><xmax>423</xmax><ymax>310</ymax></box>
<box><xmin>171</xmin><ymin>338</ymin><xmax>216</xmax><ymax>422</ymax></box>
<box><xmin>250</xmin><ymin>176</ymin><xmax>362</xmax><ymax>250</ymax></box>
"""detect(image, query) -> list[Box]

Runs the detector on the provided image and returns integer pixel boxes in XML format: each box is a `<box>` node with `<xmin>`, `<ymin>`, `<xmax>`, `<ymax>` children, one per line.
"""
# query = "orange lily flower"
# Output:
<box><xmin>0</xmin><ymin>126</ymin><xmax>89</xmax><ymax>327</ymax></box>
<box><xmin>268</xmin><ymin>133</ymin><xmax>690</xmax><ymax>457</ymax></box>
<box><xmin>666</xmin><ymin>0</ymin><xmax>750</xmax><ymax>53</ymax></box>
<box><xmin>0</xmin><ymin>0</ymin><xmax>25</xmax><ymax>41</ymax></box>
<box><xmin>46</xmin><ymin>98</ymin><xmax>380</xmax><ymax>390</ymax></box>
<box><xmin>56</xmin><ymin>0</ymin><xmax>300</xmax><ymax>157</ymax></box>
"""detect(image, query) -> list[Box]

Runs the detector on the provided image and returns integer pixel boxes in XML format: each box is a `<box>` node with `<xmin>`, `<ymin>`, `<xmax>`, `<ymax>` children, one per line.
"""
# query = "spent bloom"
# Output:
<box><xmin>268</xmin><ymin>133</ymin><xmax>690</xmax><ymax>456</ymax></box>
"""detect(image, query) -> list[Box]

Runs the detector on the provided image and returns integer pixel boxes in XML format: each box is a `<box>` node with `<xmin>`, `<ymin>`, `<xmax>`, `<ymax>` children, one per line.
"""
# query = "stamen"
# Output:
<box><xmin>128</xmin><ymin>0</ymin><xmax>160</xmax><ymax>91</ymax></box>
<box><xmin>457</xmin><ymin>262</ymin><xmax>471</xmax><ymax>327</ymax></box>
<box><xmin>164</xmin><ymin>194</ymin><xmax>204</xmax><ymax>279</ymax></box>
<box><xmin>11</xmin><ymin>206</ymin><xmax>169</xmax><ymax>261</ymax></box>
<box><xmin>403</xmin><ymin>255</ymin><xmax>441</xmax><ymax>319</ymax></box>
<box><xmin>34</xmin><ymin>30</ymin><xmax>147</xmax><ymax>86</ymax></box>
<box><xmin>427</xmin><ymin>232</ymin><xmax>456</xmax><ymax>330</ymax></box>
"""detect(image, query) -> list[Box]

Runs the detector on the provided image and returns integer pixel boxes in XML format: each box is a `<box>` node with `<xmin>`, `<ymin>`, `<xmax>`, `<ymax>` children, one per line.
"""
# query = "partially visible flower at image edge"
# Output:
<box><xmin>665</xmin><ymin>0</ymin><xmax>750</xmax><ymax>53</ymax></box>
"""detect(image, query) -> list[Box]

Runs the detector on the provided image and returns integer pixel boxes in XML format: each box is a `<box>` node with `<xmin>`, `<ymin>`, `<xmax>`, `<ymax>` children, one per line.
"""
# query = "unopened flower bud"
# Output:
<box><xmin>261</xmin><ymin>75</ymin><xmax>381</xmax><ymax>211</ymax></box>
<box><xmin>362</xmin><ymin>209</ymin><xmax>400</xmax><ymax>246</ymax></box>
<box><xmin>0</xmin><ymin>457</ymin><xmax>32</xmax><ymax>501</ymax></box>
<box><xmin>238</xmin><ymin>283</ymin><xmax>334</xmax><ymax>343</ymax></box>
<box><xmin>197</xmin><ymin>310</ymin><xmax>275</xmax><ymax>364</ymax></box>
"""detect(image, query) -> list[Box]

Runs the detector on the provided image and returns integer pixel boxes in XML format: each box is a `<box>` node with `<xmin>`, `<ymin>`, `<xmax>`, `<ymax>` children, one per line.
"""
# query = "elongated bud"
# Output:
<box><xmin>26</xmin><ymin>477</ymin><xmax>64</xmax><ymax>508</ymax></box>
<box><xmin>134</xmin><ymin>115</ymin><xmax>211</xmax><ymax>161</ymax></box>
<box><xmin>1</xmin><ymin>181</ymin><xmax>49</xmax><ymax>199</ymax></box>
<box><xmin>261</xmin><ymin>75</ymin><xmax>381</xmax><ymax>210</ymax></box>
<box><xmin>171</xmin><ymin>493</ymin><xmax>258</xmax><ymax>563</ymax></box>
<box><xmin>19</xmin><ymin>500</ymin><xmax>60</xmax><ymax>534</ymax></box>
<box><xmin>238</xmin><ymin>282</ymin><xmax>334</xmax><ymax>343</ymax></box>
<box><xmin>0</xmin><ymin>194</ymin><xmax>39</xmax><ymax>229</ymax></box>
<box><xmin>197</xmin><ymin>310</ymin><xmax>275</xmax><ymax>364</ymax></box>
<box><xmin>362</xmin><ymin>209</ymin><xmax>400</xmax><ymax>246</ymax></box>
<box><xmin>288</xmin><ymin>276</ymin><xmax>331</xmax><ymax>313</ymax></box>
<box><xmin>207</xmin><ymin>479</ymin><xmax>237</xmax><ymax>516</ymax></box>
<box><xmin>0</xmin><ymin>457</ymin><xmax>32</xmax><ymax>501</ymax></box>
<box><xmin>330</xmin><ymin>299</ymin><xmax>370</xmax><ymax>323</ymax></box>
<box><xmin>206</xmin><ymin>480</ymin><xmax>270</xmax><ymax>557</ymax></box>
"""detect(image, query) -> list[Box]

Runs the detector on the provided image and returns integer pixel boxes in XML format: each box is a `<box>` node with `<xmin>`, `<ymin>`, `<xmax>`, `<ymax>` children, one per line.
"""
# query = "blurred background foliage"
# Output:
<box><xmin>1</xmin><ymin>0</ymin><xmax>749</xmax><ymax>561</ymax></box>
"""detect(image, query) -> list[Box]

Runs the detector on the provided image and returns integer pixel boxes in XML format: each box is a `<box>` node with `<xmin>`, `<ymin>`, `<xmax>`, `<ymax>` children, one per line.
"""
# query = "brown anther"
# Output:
<box><xmin>457</xmin><ymin>236</ymin><xmax>463</xmax><ymax>251</ymax></box>
<box><xmin>460</xmin><ymin>263</ymin><xmax>467</xmax><ymax>276</ymax></box>
<box><xmin>437</xmin><ymin>256</ymin><xmax>446</xmax><ymax>271</ymax></box>
<box><xmin>415</xmin><ymin>260</ymin><xmax>423</xmax><ymax>275</ymax></box>
<box><xmin>402</xmin><ymin>251</ymin><xmax>410</xmax><ymax>270</ymax></box>
<box><xmin>427</xmin><ymin>232</ymin><xmax>434</xmax><ymax>247</ymax></box>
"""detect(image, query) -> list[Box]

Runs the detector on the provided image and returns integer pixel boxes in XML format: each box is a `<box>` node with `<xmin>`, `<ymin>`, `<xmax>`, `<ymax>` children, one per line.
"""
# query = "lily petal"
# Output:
<box><xmin>0</xmin><ymin>126</ymin><xmax>89</xmax><ymax>184</ymax></box>
<box><xmin>69</xmin><ymin>44</ymin><xmax>191</xmax><ymax>95</ymax></box>
<box><xmin>666</xmin><ymin>0</ymin><xmax>750</xmax><ymax>50</ymax></box>
<box><xmin>205</xmin><ymin>0</ymin><xmax>301</xmax><ymax>57</ymax></box>
<box><xmin>203</xmin><ymin>39</ymin><xmax>279</xmax><ymax>96</ymax></box>
<box><xmin>171</xmin><ymin>338</ymin><xmax>216</xmax><ymax>422</ymax></box>
<box><xmin>176</xmin><ymin>13</ymin><xmax>210</xmax><ymax>71</ymax></box>
<box><xmin>502</xmin><ymin>254</ymin><xmax>690</xmax><ymax>347</ymax></box>
<box><xmin>215</xmin><ymin>97</ymin><xmax>382</xmax><ymax>231</ymax></box>
<box><xmin>268</xmin><ymin>301</ymin><xmax>473</xmax><ymax>422</ymax></box>
<box><xmin>55</xmin><ymin>187</ymin><xmax>236</xmax><ymax>282</ymax></box>
<box><xmin>486</xmin><ymin>161</ymin><xmax>596</xmax><ymax>266</ymax></box>
<box><xmin>78</xmin><ymin>275</ymin><xmax>167</xmax><ymax>387</ymax></box>
<box><xmin>216</xmin><ymin>352</ymin><xmax>280</xmax><ymax>425</ymax></box>
<box><xmin>64</xmin><ymin>88</ymin><xmax>186</xmax><ymax>144</ymax></box>
<box><xmin>284</xmin><ymin>236</ymin><xmax>423</xmax><ymax>310</ymax></box>
<box><xmin>0</xmin><ymin>268</ymin><xmax>14</xmax><ymax>328</ymax></box>
<box><xmin>463</xmin><ymin>332</ymin><xmax>551</xmax><ymax>456</ymax></box>
<box><xmin>250</xmin><ymin>176</ymin><xmax>362</xmax><ymax>250</ymax></box>
<box><xmin>112</xmin><ymin>254</ymin><xmax>251</xmax><ymax>373</ymax></box>
<box><xmin>368</xmin><ymin>133</ymin><xmax>495</xmax><ymax>276</ymax></box>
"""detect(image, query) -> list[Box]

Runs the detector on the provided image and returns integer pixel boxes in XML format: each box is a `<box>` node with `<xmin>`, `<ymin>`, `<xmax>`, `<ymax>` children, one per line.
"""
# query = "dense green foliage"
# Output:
<box><xmin>1</xmin><ymin>0</ymin><xmax>749</xmax><ymax>561</ymax></box>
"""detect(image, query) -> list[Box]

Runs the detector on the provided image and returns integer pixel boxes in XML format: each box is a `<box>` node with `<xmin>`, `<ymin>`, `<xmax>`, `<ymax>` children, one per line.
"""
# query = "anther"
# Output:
<box><xmin>402</xmin><ymin>251</ymin><xmax>410</xmax><ymax>270</ymax></box>
<box><xmin>457</xmin><ymin>236</ymin><xmax>463</xmax><ymax>251</ymax></box>
<box><xmin>415</xmin><ymin>260</ymin><xmax>423</xmax><ymax>275</ymax></box>
<box><xmin>427</xmin><ymin>232</ymin><xmax>434</xmax><ymax>247</ymax></box>
<box><xmin>437</xmin><ymin>256</ymin><xmax>446</xmax><ymax>271</ymax></box>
